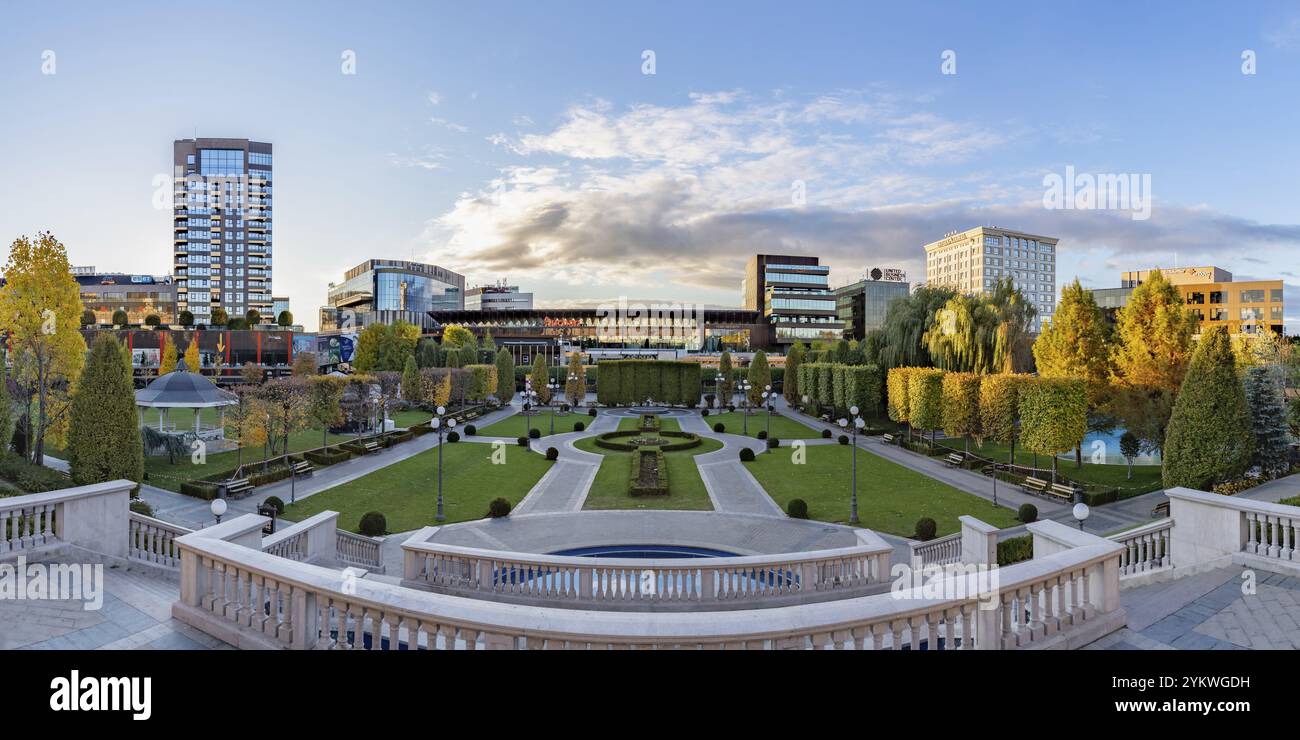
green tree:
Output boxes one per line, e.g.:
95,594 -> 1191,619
718,351 -> 734,406
183,339 -> 201,375
292,351 -> 317,377
495,347 -> 516,403
979,373 -> 1028,467
941,372 -> 981,454
1244,364 -> 1290,479
178,310 -> 194,327
1018,377 -> 1088,483
747,350 -> 771,405
907,368 -> 945,445
111,309 -> 129,327
353,321 -> 419,372
441,324 -> 476,349
307,376 -> 346,448
1119,430 -> 1140,480
277,310 -> 294,327
81,309 -> 96,327
0,233 -> 89,464
401,355 -> 422,405
417,338 -> 442,368
879,285 -> 959,369
1034,279 -> 1114,466
245,309 -> 261,325
1162,327 -> 1253,490
159,341 -> 178,376
66,334 -> 143,489
886,367 -> 917,440
144,314 -> 161,328
565,351 -> 585,406
783,342 -> 805,404
211,307 -> 228,326
530,354 -> 551,404
1111,269 -> 1198,453
0,376 -> 16,456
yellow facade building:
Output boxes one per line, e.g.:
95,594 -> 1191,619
1120,267 -> 1283,336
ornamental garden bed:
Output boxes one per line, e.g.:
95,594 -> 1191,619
629,449 -> 668,496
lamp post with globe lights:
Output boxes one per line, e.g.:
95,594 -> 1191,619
431,405 -> 457,522
838,405 -> 865,525
546,379 -> 559,434
737,379 -> 752,435
761,384 -> 773,443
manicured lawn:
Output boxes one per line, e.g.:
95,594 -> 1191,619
142,427 -> 352,492
745,445 -> 1022,537
282,441 -> 554,532
944,436 -> 1162,492
616,416 -> 681,432
389,409 -> 432,429
478,410 -> 590,438
574,435 -> 721,511
704,411 -> 821,439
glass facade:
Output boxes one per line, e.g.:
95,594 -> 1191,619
324,260 -> 464,330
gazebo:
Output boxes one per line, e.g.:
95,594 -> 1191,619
135,366 -> 239,441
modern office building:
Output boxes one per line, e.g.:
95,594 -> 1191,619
172,138 -> 273,325
74,268 -> 178,325
923,227 -> 1058,332
742,254 -> 843,348
1099,267 -> 1283,336
320,259 -> 464,331
465,282 -> 533,311
272,296 -> 291,321
834,268 -> 910,340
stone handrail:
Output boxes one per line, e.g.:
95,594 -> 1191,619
1165,487 -> 1299,574
909,532 -> 962,569
262,512 -> 338,564
129,512 -> 193,569
398,527 -> 894,610
172,516 -> 1125,650
337,529 -> 384,571
1107,518 -> 1173,578
0,480 -> 135,559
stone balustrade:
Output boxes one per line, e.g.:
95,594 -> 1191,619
261,512 -> 338,564
172,513 -> 1126,650
128,512 -> 193,569
909,532 -> 961,569
337,529 -> 384,571
400,527 -> 895,610
1165,487 -> 1300,576
0,480 -> 135,559
1108,518 -> 1173,579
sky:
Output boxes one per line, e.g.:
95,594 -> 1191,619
1,0 -> 1299,332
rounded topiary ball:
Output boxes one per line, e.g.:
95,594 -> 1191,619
713,422 -> 725,433
821,428 -> 832,439
787,498 -> 809,519
1018,503 -> 1038,523
767,437 -> 779,449
447,430 -> 460,443
464,424 -> 477,436
573,421 -> 585,432
757,430 -> 768,440
838,434 -> 849,445
545,447 -> 559,461
914,517 -> 938,542
739,447 -> 755,462
263,495 -> 285,515
529,428 -> 541,439
701,409 -> 710,417
359,511 -> 387,536
487,498 -> 512,518
588,408 -> 597,417
517,436 -> 529,447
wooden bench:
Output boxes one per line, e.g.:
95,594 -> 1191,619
1047,483 -> 1078,502
1021,476 -> 1048,494
1152,500 -> 1170,518
224,478 -> 253,498
291,460 -> 313,477
881,433 -> 896,444
362,440 -> 382,454
943,452 -> 965,467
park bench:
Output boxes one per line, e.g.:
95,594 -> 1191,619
881,433 -> 896,444
1152,500 -> 1170,518
224,478 -> 254,498
943,452 -> 965,468
1021,476 -> 1048,495
291,460 -> 313,477
1047,483 -> 1079,502
362,440 -> 382,454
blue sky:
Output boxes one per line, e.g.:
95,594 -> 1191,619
2,0 -> 1299,331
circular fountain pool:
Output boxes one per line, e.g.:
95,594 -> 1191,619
552,544 -> 739,559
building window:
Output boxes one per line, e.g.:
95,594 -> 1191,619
1187,292 -> 1205,305
1240,289 -> 1265,303
1209,291 -> 1224,304
1271,288 -> 1283,303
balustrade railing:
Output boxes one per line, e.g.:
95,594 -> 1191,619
1107,519 -> 1172,578
0,498 -> 57,554
909,532 -> 962,569
128,513 -> 192,568
337,529 -> 384,571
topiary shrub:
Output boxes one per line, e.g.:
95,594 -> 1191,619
756,430 -> 768,440
487,497 -> 512,518
447,430 -> 460,443
516,436 -> 529,447
587,408 -> 597,417
997,534 -> 1034,566
739,447 -> 755,462
787,498 -> 809,519
838,434 -> 849,445
464,424 -> 477,436
359,511 -> 387,536
1017,503 -> 1038,523
545,447 -> 559,461
528,428 -> 541,439
263,495 -> 285,515
701,408 -> 710,417
713,422 -> 725,433
573,421 -> 585,432
129,498 -> 155,517
821,428 -> 832,439
767,437 -> 779,449
914,517 -> 937,541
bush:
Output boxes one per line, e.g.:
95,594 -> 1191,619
487,497 -> 512,518
263,496 -> 285,515
701,408 -> 710,417
821,428 -> 832,439
573,421 -> 585,432
528,428 -> 541,439
1017,503 -> 1038,523
0,453 -> 75,494
359,511 -> 387,536
587,408 -> 597,417
447,431 -> 460,443
517,436 -> 529,447
756,430 -> 767,440
767,437 -> 779,449
997,535 -> 1034,566
1212,478 -> 1262,496
787,498 -> 809,519
545,447 -> 559,461
464,424 -> 477,436
180,480 -> 221,500
838,434 -> 849,445
713,422 -> 725,433
914,517 -> 937,541
306,448 -> 351,466
739,447 -> 755,462
129,498 -> 155,517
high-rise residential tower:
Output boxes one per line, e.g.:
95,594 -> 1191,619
173,138 -> 273,325
923,226 -> 1058,332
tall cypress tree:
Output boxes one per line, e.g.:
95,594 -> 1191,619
783,343 -> 805,404
67,333 -> 143,489
495,347 -> 516,404
1244,364 -> 1290,478
1162,327 -> 1253,490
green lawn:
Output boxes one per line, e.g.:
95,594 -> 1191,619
389,409 -> 433,429
143,427 -> 353,492
282,441 -> 554,532
616,416 -> 682,432
478,410 -> 591,438
704,411 -> 821,439
944,436 -> 1162,492
574,435 -> 721,511
745,445 -> 1021,537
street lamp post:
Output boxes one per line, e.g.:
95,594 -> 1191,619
762,384 -> 773,443
431,405 -> 456,522
524,379 -> 533,439
738,379 -> 752,436
838,405 -> 864,525
210,497 -> 227,525
547,379 -> 559,435
568,372 -> 578,408
1073,501 -> 1090,532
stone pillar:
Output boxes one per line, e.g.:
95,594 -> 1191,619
959,515 -> 998,565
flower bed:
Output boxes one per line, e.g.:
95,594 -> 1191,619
628,448 -> 668,496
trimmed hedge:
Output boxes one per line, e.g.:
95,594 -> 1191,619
997,535 -> 1033,566
628,449 -> 669,496
306,447 -> 352,467
181,480 -> 221,500
596,359 -> 702,406
787,498 -> 809,519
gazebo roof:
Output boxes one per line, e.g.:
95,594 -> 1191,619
135,367 -> 239,408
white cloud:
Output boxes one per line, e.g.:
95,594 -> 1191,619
427,91 -> 442,105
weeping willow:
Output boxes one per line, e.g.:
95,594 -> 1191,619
922,278 -> 1037,374
878,285 -> 958,369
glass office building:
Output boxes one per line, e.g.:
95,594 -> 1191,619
834,270 -> 911,340
741,254 -> 844,347
321,259 -> 464,331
